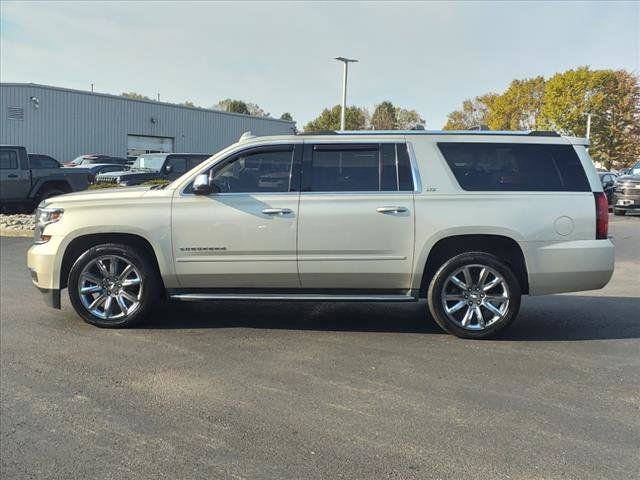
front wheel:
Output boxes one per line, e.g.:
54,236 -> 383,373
68,243 -> 160,327
427,252 -> 521,339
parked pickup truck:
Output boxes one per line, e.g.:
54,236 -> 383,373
95,153 -> 210,186
27,130 -> 614,339
1,145 -> 90,212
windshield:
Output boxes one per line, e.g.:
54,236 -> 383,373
132,154 -> 165,172
70,156 -> 88,165
632,161 -> 640,176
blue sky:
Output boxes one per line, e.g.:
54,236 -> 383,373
1,1 -> 638,128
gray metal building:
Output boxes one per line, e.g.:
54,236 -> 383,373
0,83 -> 296,161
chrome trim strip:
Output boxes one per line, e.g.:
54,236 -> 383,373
170,293 -> 417,302
406,141 -> 422,193
298,255 -> 406,261
176,256 -> 297,263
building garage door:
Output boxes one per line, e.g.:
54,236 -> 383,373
127,135 -> 174,157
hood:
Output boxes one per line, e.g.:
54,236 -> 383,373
616,174 -> 640,183
41,185 -> 154,207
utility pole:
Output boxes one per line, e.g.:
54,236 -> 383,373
90,83 -> 94,92
334,57 -> 358,131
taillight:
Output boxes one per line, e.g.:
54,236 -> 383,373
594,192 -> 609,239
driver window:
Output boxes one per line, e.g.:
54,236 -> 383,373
212,148 -> 293,193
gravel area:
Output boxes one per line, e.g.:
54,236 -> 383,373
0,214 -> 35,231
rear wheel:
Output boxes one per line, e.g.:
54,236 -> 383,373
68,243 -> 160,327
427,252 -> 521,339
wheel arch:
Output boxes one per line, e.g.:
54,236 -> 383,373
30,179 -> 73,199
59,232 -> 167,291
417,233 -> 529,295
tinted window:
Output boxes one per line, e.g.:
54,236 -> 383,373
211,148 -> 294,193
188,156 -> 209,169
310,145 -> 379,192
0,150 -> 18,169
307,143 -> 414,192
167,157 -> 188,174
29,155 -> 60,169
98,165 -> 125,174
438,143 -> 590,191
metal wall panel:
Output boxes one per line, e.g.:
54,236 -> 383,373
0,83 -> 296,162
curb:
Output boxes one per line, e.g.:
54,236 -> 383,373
0,229 -> 33,238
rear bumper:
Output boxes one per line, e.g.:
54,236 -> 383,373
526,239 -> 614,295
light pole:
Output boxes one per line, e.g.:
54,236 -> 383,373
586,113 -> 592,140
335,57 -> 358,131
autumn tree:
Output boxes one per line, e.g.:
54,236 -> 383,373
395,108 -> 426,130
121,92 -> 152,101
371,101 -> 398,129
181,100 -> 195,107
443,93 -> 498,130
540,67 -> 640,169
487,77 -> 545,130
304,105 -> 368,131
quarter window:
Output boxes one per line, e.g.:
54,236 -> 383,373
438,143 -> 590,192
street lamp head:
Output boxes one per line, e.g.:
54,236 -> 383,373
335,57 -> 358,63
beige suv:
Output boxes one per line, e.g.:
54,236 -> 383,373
27,131 -> 614,339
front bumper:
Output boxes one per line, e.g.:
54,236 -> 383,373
526,239 -> 615,295
27,237 -> 63,309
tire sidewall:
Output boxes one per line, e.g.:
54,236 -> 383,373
427,252 -> 521,339
68,243 -> 158,327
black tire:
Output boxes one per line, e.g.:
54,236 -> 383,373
68,243 -> 160,327
613,209 -> 625,216
427,252 -> 521,339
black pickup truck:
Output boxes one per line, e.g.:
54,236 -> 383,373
95,153 -> 210,186
0,145 -> 90,212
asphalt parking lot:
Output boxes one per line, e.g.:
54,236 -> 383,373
1,214 -> 638,480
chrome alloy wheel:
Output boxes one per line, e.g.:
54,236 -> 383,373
78,255 -> 143,320
441,264 -> 510,331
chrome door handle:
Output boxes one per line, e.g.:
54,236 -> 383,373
262,208 -> 293,215
376,206 -> 408,214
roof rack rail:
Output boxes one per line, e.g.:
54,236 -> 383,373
528,131 -> 560,137
298,130 -> 338,136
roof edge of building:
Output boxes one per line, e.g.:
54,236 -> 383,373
0,82 -> 296,125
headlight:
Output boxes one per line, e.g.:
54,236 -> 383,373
34,205 -> 64,244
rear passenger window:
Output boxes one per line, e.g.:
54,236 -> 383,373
308,143 -> 414,192
0,151 -> 18,169
438,143 -> 590,191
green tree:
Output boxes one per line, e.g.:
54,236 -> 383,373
214,98 -> 251,115
280,112 -> 293,121
443,93 -> 498,130
395,108 -> 426,130
304,105 -> 368,131
487,77 -> 545,130
540,67 -> 640,169
371,101 -> 398,130
121,92 -> 151,101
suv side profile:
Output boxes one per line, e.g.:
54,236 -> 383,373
27,131 -> 614,339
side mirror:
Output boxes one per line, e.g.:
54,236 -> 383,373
164,164 -> 173,174
192,173 -> 211,195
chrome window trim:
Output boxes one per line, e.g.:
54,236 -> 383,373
179,140 -> 301,197
406,141 -> 422,193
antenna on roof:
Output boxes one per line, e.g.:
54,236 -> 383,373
239,131 -> 257,142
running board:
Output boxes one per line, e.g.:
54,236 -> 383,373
169,293 -> 418,302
